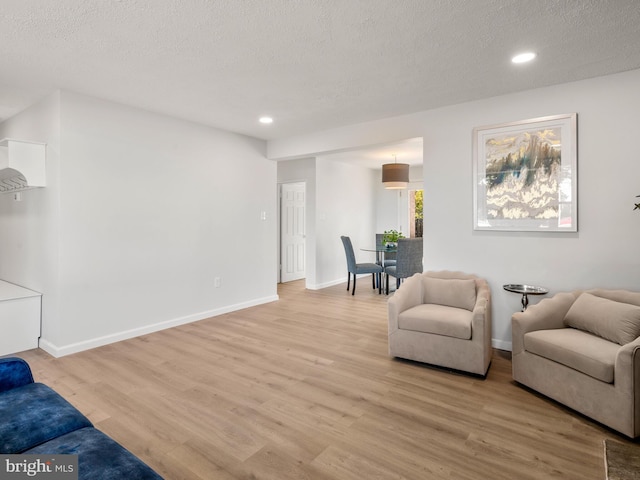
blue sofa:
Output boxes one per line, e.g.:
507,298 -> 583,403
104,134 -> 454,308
0,357 -> 162,479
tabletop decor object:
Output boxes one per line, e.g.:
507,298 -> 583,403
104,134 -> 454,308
473,113 -> 577,232
382,229 -> 404,247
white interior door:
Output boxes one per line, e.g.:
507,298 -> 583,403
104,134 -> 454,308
280,182 -> 306,282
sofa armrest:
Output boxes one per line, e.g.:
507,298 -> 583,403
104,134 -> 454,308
0,357 -> 34,392
388,273 -> 423,334
471,281 -> 491,343
614,336 -> 640,393
615,337 -> 640,435
511,292 -> 577,355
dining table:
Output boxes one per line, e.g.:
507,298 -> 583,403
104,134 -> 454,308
360,245 -> 398,293
360,244 -> 397,265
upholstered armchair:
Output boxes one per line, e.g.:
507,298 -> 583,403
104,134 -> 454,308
512,288 -> 640,438
388,270 -> 492,376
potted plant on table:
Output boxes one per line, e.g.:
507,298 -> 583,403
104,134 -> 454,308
383,230 -> 404,248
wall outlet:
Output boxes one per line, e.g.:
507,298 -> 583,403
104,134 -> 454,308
214,277 -> 221,288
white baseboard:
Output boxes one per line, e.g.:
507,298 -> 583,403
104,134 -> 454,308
307,274 -> 378,290
38,295 -> 279,358
305,277 -> 346,290
492,338 -> 512,352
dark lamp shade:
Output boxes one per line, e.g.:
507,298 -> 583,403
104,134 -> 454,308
381,163 -> 410,189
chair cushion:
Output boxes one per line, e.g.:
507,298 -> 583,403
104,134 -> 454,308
398,304 -> 472,340
563,292 -> 640,345
354,262 -> 383,274
524,328 -> 619,383
422,277 -> 476,311
26,427 -> 163,479
0,383 -> 93,453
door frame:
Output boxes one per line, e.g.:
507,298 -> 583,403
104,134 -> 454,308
278,181 -> 307,283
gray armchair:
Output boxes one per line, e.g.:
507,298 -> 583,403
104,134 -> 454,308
388,270 -> 492,376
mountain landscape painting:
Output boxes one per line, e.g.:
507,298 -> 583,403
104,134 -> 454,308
484,128 -> 562,221
473,114 -> 577,232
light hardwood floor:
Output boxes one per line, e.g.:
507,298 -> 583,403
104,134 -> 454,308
17,280 -> 632,479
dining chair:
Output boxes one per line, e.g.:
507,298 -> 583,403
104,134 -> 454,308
385,238 -> 423,294
340,236 -> 383,295
375,234 -> 397,267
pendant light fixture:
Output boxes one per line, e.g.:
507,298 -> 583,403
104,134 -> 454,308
382,155 -> 409,189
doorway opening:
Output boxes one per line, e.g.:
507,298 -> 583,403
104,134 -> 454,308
280,182 -> 306,283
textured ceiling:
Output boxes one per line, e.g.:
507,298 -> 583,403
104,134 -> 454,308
1,0 -> 639,141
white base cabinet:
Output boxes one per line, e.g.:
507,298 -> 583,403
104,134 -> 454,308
0,280 -> 41,356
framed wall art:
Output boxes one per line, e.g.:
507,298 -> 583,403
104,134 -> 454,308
473,113 -> 577,232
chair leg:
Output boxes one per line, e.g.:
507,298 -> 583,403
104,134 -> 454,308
352,275 -> 356,295
396,277 -> 401,289
347,272 -> 351,291
385,274 -> 389,295
378,273 -> 382,294
371,273 -> 375,289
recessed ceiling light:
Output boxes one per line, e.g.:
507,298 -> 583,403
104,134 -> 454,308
259,116 -> 273,124
512,52 -> 537,64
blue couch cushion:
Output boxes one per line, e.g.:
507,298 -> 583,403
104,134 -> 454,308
26,427 -> 163,479
0,383 -> 93,453
0,358 -> 34,392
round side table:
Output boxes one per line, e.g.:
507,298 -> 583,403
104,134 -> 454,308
503,284 -> 549,311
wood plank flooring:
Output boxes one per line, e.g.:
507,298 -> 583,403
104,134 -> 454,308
16,280 -> 634,479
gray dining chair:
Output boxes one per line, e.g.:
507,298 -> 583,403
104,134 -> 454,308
341,236 -> 383,295
375,234 -> 397,267
385,238 -> 423,294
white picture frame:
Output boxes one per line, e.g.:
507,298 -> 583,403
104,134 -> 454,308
473,113 -> 578,232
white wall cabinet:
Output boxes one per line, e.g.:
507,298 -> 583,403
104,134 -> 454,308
0,280 -> 41,356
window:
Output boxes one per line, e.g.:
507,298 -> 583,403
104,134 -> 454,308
409,189 -> 423,238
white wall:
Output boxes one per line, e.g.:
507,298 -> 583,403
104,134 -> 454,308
315,158 -> 378,288
0,90 -> 278,356
268,68 -> 640,350
375,187 -> 403,234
